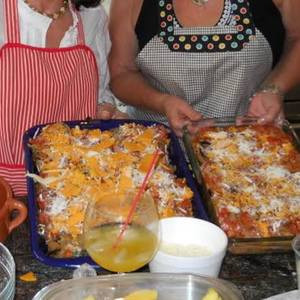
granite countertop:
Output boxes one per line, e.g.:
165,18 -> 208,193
4,212 -> 298,300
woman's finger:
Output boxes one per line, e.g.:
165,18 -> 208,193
112,111 -> 129,119
97,103 -> 118,119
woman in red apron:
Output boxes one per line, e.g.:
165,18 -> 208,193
0,0 -> 122,196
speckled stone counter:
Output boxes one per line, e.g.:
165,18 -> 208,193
4,216 -> 297,300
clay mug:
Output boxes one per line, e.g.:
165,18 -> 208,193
0,177 -> 27,242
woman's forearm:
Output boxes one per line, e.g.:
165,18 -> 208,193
263,37 -> 300,93
110,70 -> 169,114
266,0 -> 300,93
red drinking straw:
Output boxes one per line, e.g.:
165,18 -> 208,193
113,149 -> 161,249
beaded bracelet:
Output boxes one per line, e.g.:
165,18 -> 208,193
256,83 -> 285,99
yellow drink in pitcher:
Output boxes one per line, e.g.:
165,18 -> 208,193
85,223 -> 158,272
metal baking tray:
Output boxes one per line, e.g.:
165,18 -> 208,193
183,117 -> 300,254
23,119 -> 208,268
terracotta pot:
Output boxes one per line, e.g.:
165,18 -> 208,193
0,177 -> 27,242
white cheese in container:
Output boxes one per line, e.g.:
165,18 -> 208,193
160,242 -> 212,257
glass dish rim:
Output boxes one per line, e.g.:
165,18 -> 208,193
32,272 -> 244,300
0,242 -> 15,298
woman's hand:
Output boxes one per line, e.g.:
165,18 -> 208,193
96,103 -> 129,120
162,95 -> 202,137
247,92 -> 284,124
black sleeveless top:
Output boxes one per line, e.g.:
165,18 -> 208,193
135,0 -> 285,67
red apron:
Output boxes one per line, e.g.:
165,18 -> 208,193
0,0 -> 98,196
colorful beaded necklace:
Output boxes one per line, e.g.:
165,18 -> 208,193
23,0 -> 69,20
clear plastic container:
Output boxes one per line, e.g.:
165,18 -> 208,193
33,273 -> 243,300
0,243 -> 15,300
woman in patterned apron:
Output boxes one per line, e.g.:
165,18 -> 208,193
109,0 -> 300,136
0,0 -> 123,196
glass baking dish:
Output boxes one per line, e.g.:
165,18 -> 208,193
183,116 -> 300,254
0,243 -> 15,300
32,272 -> 244,300
23,119 -> 208,267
